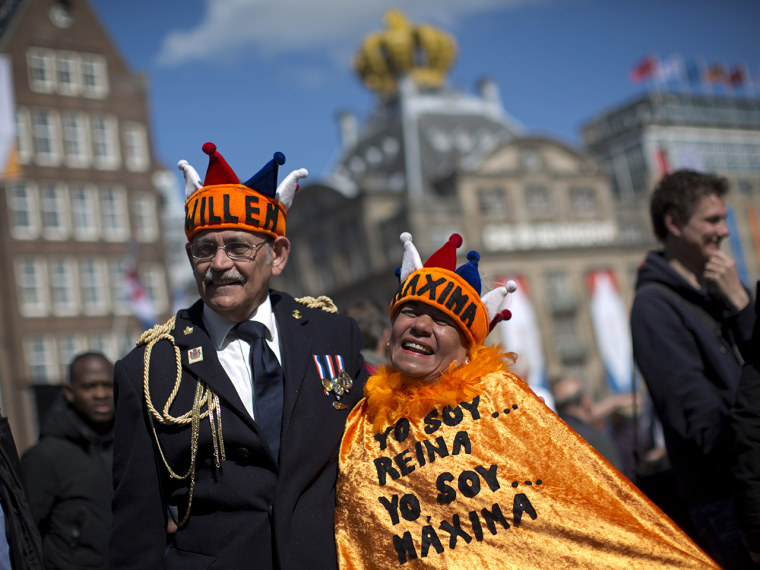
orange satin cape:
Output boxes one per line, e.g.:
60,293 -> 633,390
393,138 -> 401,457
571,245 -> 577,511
335,345 -> 716,569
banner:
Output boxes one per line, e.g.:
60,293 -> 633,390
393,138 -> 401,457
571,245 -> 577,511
492,275 -> 552,409
0,55 -> 20,179
586,270 -> 633,394
725,206 -> 750,286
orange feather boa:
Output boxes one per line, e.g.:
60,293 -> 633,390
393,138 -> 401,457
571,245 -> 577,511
363,344 -> 515,431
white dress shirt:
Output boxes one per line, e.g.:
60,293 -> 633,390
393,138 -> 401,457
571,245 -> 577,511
202,296 -> 282,420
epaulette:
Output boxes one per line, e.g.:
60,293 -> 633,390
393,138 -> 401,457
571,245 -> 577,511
136,315 -> 177,346
295,295 -> 338,313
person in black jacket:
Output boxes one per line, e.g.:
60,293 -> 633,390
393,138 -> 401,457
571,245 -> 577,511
0,410 -> 44,570
109,144 -> 368,569
21,352 -> 114,570
730,281 -> 760,563
630,169 -> 756,568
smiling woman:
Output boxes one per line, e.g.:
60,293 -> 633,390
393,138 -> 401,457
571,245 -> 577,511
388,301 -> 468,384
334,232 -> 717,569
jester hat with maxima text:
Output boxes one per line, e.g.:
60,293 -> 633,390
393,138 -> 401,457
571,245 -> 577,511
390,232 -> 516,348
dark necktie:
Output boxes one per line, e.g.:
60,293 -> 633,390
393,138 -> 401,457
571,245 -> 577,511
234,321 -> 284,462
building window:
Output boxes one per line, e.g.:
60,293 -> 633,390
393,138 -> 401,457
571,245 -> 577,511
40,181 -> 69,239
553,314 -> 586,363
26,48 -> 55,93
7,181 -> 39,239
55,52 -> 79,96
89,332 -> 116,362
132,193 -> 158,242
123,122 -> 149,172
80,54 -> 108,99
544,270 -> 576,314
477,186 -> 510,217
525,184 -> 554,216
58,336 -> 85,374
61,112 -> 90,168
101,185 -> 128,241
25,336 -> 58,383
71,184 -> 99,240
16,257 -> 49,316
569,186 -> 599,214
15,109 -> 32,164
109,258 -> 130,316
309,239 -> 335,290
91,115 -> 119,170
141,263 -> 167,315
49,258 -> 78,315
80,258 -> 108,314
32,109 -> 60,165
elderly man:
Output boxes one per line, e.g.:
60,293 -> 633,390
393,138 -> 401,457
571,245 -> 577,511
109,143 -> 367,569
631,169 -> 755,568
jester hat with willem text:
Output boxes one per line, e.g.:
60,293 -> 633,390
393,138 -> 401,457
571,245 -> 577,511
179,142 -> 308,241
390,232 -> 517,348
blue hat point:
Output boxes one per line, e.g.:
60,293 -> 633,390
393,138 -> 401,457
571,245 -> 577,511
455,250 -> 481,295
244,151 -> 286,198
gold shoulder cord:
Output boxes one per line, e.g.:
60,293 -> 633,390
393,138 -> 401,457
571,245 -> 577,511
295,295 -> 338,313
137,316 -> 226,527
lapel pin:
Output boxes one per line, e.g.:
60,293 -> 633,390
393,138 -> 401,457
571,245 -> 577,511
184,326 -> 194,335
292,309 -> 302,319
332,401 -> 347,410
188,346 -> 203,364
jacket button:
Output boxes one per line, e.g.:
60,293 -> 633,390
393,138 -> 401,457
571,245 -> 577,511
236,447 -> 250,461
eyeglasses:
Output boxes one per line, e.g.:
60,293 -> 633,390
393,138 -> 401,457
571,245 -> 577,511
189,241 -> 268,261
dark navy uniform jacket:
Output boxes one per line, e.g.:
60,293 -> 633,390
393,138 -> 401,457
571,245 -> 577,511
109,291 -> 367,569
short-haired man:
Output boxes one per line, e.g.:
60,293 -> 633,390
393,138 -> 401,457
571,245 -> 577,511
630,169 -> 755,567
109,143 -> 368,569
22,352 -> 114,570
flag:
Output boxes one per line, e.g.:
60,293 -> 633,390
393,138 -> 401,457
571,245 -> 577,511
655,147 -> 670,177
655,54 -> 683,83
728,65 -> 745,88
726,207 -> 750,286
493,275 -> 553,410
123,247 -> 158,329
629,55 -> 658,83
0,55 -> 20,179
684,59 -> 704,89
586,270 -> 633,394
704,62 -> 727,84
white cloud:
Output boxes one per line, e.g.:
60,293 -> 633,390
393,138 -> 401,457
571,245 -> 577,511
155,0 -> 539,67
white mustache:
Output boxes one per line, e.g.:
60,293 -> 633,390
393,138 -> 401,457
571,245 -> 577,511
203,268 -> 246,286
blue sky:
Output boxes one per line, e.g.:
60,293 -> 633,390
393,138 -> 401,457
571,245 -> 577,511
89,0 -> 760,189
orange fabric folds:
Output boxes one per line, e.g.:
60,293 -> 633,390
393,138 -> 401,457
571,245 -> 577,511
335,351 -> 716,569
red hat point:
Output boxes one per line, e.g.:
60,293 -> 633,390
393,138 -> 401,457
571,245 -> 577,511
202,142 -> 240,186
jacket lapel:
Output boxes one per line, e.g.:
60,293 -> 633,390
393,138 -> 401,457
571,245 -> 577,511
271,291 -> 313,431
173,302 -> 256,429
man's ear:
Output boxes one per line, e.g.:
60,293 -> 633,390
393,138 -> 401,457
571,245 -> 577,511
270,236 -> 290,276
63,384 -> 74,404
664,212 -> 682,238
185,243 -> 194,265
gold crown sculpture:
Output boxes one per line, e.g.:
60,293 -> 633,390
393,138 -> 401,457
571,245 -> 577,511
353,10 -> 457,96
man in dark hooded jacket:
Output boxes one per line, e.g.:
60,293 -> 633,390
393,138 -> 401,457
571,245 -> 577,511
631,170 -> 755,568
21,352 -> 114,570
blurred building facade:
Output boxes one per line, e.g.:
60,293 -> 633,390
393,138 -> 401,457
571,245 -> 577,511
0,0 -> 177,448
582,91 -> 760,283
281,11 -> 654,399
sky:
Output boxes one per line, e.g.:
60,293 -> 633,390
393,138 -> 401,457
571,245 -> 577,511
88,0 -> 760,191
